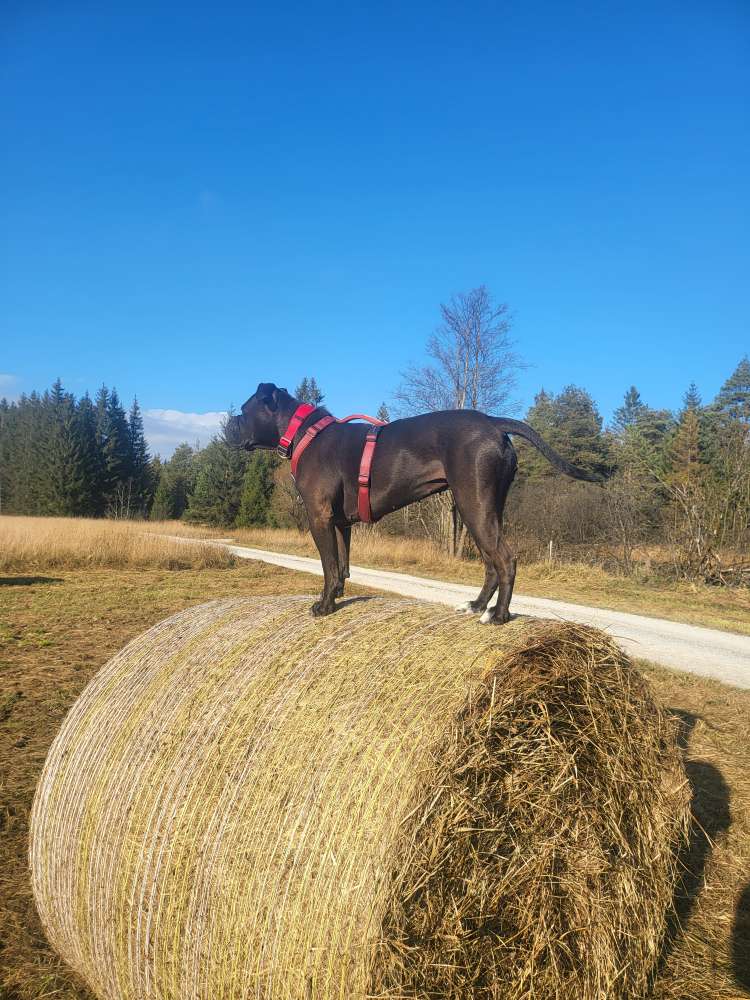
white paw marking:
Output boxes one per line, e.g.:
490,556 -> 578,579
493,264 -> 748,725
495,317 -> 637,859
455,601 -> 474,614
479,608 -> 494,624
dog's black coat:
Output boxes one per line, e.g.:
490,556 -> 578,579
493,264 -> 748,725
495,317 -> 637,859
226,383 -> 599,624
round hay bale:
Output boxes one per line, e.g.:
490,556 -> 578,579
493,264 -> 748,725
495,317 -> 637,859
30,595 -> 689,1000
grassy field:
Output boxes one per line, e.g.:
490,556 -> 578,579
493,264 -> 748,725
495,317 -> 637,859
221,524 -> 750,635
0,515 -> 232,572
1,515 -> 749,998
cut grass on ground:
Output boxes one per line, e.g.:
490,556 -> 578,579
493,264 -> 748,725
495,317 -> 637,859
1,560 -> 749,998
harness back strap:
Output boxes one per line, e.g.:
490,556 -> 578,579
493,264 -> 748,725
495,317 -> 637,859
280,404 -> 388,520
357,425 -> 383,523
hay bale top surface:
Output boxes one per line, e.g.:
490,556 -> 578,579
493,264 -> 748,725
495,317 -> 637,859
30,595 -> 689,1000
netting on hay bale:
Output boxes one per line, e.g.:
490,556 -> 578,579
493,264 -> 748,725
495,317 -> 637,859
30,596 -> 690,1000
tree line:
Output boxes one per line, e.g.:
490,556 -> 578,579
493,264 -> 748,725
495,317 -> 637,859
1,290 -> 748,582
0,380 -> 152,518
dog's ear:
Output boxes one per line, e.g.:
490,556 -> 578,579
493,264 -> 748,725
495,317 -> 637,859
256,382 -> 279,411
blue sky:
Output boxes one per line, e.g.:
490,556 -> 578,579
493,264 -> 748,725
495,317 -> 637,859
2,1 -> 748,455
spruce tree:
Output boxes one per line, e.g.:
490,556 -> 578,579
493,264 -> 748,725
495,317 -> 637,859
0,398 -> 11,513
42,379 -> 88,515
128,397 -> 152,516
612,387 -> 647,433
522,386 -> 609,479
75,393 -> 102,515
713,356 -> 750,423
668,408 -> 704,487
185,440 -> 247,525
151,469 -> 177,520
104,389 -> 133,515
681,382 -> 702,414
10,393 -> 47,513
376,402 -> 390,423
150,444 -> 197,520
610,386 -> 673,474
295,377 -> 324,405
169,443 -> 197,518
236,453 -> 277,527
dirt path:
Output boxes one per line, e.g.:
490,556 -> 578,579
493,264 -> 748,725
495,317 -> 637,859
181,538 -> 750,688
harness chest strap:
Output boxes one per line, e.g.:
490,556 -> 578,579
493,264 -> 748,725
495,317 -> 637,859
357,425 -> 382,523
278,403 -> 316,454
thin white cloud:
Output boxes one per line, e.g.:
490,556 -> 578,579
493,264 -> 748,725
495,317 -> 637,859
144,408 -> 227,458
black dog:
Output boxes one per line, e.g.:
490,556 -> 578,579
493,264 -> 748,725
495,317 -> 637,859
226,382 -> 598,624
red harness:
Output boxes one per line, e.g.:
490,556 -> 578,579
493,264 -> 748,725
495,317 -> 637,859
279,404 -> 387,523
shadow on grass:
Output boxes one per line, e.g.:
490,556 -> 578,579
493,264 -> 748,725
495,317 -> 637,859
734,881 -> 750,992
0,576 -> 63,587
657,709 -> 731,974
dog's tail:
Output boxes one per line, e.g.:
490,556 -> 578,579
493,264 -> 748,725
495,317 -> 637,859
493,418 -> 602,483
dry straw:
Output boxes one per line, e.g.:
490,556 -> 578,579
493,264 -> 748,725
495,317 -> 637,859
30,595 -> 690,1000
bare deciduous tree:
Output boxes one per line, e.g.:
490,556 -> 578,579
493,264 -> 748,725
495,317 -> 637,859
395,285 -> 522,416
394,286 -> 524,556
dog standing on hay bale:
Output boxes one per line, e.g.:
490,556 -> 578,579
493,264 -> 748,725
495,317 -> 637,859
226,382 -> 599,623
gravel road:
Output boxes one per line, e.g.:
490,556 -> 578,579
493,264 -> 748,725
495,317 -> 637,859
206,541 -> 750,689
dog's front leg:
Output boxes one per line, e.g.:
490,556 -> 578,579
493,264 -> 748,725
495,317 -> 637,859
309,515 -> 340,617
333,525 -> 351,598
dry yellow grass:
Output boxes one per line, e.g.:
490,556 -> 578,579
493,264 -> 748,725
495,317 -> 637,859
227,525 -> 750,635
0,516 -> 234,572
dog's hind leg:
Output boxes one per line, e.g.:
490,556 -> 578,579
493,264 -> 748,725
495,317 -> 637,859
450,443 -> 517,624
333,525 -> 351,598
479,536 -> 516,624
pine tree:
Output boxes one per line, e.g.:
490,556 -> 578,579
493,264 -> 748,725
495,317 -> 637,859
681,382 -> 702,414
103,389 -> 133,515
9,393 -> 47,513
376,402 -> 390,423
185,440 -> 247,525
41,379 -> 90,516
236,453 -> 277,527
151,469 -> 177,520
75,393 -> 102,515
712,356 -> 750,423
295,377 -> 324,405
0,398 -> 11,513
128,397 -> 152,516
150,444 -> 197,520
612,387 -> 647,433
522,386 -> 609,479
169,443 -> 197,518
552,386 -> 610,474
668,408 -> 704,487
610,386 -> 673,475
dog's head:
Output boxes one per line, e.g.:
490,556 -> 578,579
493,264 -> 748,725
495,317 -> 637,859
225,382 -> 293,451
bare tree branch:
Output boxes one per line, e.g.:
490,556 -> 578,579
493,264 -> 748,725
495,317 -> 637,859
395,286 -> 524,415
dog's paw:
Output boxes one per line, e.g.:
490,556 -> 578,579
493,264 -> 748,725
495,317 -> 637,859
479,606 -> 510,625
310,600 -> 335,618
